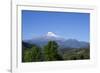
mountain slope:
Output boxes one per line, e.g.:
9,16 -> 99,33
24,32 -> 89,49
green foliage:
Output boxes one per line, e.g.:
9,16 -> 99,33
63,48 -> 90,60
31,46 -> 42,61
22,41 -> 90,62
23,49 -> 33,62
44,41 -> 63,61
22,45 -> 42,62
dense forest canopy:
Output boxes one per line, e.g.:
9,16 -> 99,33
22,41 -> 90,62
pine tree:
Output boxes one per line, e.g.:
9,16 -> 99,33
44,41 -> 63,61
31,46 -> 42,61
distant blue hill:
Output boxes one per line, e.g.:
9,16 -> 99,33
23,32 -> 89,49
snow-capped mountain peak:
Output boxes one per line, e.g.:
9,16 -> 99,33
46,32 -> 58,37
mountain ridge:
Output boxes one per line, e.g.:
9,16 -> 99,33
23,32 -> 89,49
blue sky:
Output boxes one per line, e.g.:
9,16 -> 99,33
22,10 -> 90,42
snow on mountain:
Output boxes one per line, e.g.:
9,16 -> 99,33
46,32 -> 58,37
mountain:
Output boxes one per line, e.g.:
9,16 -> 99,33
23,32 -> 89,49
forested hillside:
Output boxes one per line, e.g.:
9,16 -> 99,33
22,41 -> 90,62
